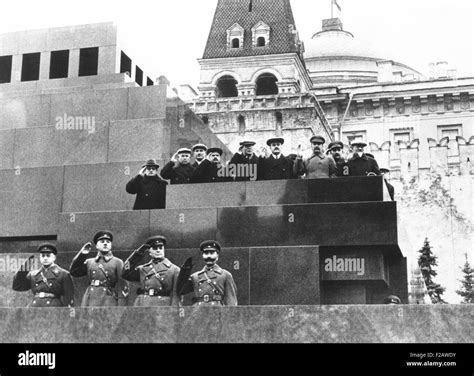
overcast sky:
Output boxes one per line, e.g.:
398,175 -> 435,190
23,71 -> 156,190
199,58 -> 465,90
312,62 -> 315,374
1,0 -> 473,88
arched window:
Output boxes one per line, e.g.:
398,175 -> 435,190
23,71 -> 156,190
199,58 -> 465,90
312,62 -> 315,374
257,37 -> 266,47
232,38 -> 240,48
238,115 -> 246,135
216,75 -> 238,98
252,21 -> 270,48
256,73 -> 278,96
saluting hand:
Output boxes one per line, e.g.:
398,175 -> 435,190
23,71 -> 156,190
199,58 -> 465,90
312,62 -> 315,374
171,151 -> 179,164
296,144 -> 303,158
20,255 -> 35,272
137,244 -> 150,256
80,242 -> 92,254
139,167 -> 147,177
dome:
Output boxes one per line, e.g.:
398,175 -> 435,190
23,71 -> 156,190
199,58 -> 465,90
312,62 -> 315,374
303,18 -> 421,87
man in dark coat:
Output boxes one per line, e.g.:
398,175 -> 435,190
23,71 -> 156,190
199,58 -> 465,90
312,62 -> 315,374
177,240 -> 237,306
12,243 -> 75,307
191,148 -> 233,183
160,148 -> 195,184
229,141 -> 259,181
70,231 -> 129,307
347,142 -> 380,176
257,137 -> 296,180
192,144 -> 208,168
126,159 -> 168,210
122,235 -> 180,307
327,141 -> 349,177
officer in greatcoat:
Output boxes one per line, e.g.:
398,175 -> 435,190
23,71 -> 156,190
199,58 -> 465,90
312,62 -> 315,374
327,141 -> 348,177
69,231 -> 129,307
126,159 -> 168,210
12,243 -> 75,307
161,148 -> 195,185
122,235 -> 180,307
294,135 -> 337,179
257,137 -> 296,180
177,240 -> 237,306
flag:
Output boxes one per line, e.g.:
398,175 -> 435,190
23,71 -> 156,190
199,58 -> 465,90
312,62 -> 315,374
333,0 -> 342,11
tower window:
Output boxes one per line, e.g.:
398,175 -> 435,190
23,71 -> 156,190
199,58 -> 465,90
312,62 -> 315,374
78,47 -> 98,77
201,116 -> 209,125
252,21 -> 270,48
21,52 -> 40,82
49,50 -> 69,79
238,115 -> 246,135
232,38 -> 240,48
0,55 -> 13,84
227,23 -> 244,50
216,75 -> 238,98
256,73 -> 278,96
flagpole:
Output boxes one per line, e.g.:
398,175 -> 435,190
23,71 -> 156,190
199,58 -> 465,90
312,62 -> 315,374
331,0 -> 333,18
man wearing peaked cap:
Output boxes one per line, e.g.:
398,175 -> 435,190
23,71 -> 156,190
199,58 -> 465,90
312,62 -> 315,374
192,144 -> 208,168
122,235 -> 180,307
327,141 -> 348,177
176,240 -> 237,306
257,137 -> 296,181
126,158 -> 168,210
161,147 -> 195,185
294,135 -> 337,179
70,231 -> 129,307
12,243 -> 75,307
383,295 -> 401,305
347,141 -> 380,177
380,167 -> 395,201
191,147 -> 233,183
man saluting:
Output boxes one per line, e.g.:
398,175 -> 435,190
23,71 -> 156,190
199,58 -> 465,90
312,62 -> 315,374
122,235 -> 180,307
177,240 -> 237,306
70,231 -> 129,307
12,243 -> 75,307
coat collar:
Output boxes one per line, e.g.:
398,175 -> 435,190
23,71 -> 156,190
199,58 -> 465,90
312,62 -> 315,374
33,264 -> 59,277
95,252 -> 113,262
144,258 -> 171,274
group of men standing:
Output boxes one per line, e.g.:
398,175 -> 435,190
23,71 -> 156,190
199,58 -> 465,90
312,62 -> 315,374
126,135 -> 393,210
12,232 -> 237,308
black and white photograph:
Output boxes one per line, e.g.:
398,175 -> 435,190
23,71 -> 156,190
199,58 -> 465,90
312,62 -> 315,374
0,0 -> 472,372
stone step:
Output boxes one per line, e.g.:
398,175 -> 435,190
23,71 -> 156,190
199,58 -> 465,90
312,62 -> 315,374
0,305 -> 471,343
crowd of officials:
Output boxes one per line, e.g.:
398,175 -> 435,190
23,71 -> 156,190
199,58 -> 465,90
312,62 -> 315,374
11,135 -> 397,308
126,135 -> 394,210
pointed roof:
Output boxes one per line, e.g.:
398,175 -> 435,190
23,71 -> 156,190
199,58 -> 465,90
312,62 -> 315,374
203,0 -> 301,59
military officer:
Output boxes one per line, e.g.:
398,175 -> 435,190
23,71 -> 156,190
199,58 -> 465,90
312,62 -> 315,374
257,137 -> 296,180
122,235 -> 180,307
126,159 -> 168,210
347,142 -> 380,176
192,144 -> 208,168
69,231 -> 129,307
328,141 -> 348,177
161,148 -> 195,184
229,141 -> 259,181
12,243 -> 75,307
294,135 -> 337,179
177,240 -> 237,306
191,148 -> 233,183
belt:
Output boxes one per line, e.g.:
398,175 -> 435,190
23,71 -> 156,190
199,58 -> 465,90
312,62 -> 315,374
34,292 -> 58,299
90,280 -> 111,287
192,295 -> 223,303
136,288 -> 169,297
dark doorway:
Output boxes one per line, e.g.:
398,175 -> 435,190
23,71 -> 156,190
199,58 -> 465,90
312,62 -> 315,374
21,52 -> 40,82
78,47 -> 99,77
216,75 -> 238,98
49,50 -> 69,79
257,37 -> 266,47
0,55 -> 12,84
232,38 -> 240,48
256,73 -> 278,95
